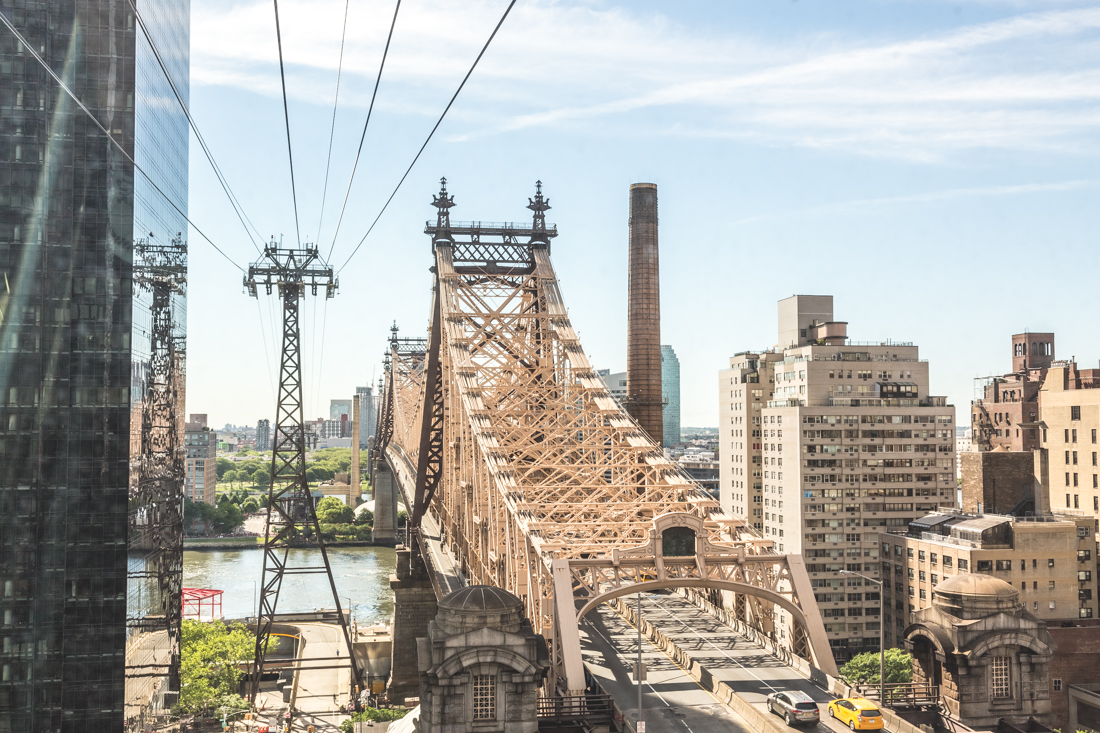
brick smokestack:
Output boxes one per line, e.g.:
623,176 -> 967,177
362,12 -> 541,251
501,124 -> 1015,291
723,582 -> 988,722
626,183 -> 663,443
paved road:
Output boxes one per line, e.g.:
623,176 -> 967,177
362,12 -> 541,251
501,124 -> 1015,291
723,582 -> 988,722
581,605 -> 754,733
635,594 -> 852,733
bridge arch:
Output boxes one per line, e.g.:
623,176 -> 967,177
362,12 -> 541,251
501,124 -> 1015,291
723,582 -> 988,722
575,579 -> 827,672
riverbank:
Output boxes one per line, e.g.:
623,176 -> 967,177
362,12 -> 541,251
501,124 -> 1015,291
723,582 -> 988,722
183,537 -> 383,550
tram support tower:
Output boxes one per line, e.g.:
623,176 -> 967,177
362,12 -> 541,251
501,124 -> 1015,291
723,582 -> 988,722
127,234 -> 187,691
244,239 -> 362,704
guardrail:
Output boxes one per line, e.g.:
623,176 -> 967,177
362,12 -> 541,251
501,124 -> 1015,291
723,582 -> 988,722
854,682 -> 939,708
537,694 -> 615,728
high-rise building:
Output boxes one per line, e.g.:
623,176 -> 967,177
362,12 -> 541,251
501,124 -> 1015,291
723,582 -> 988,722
185,415 -> 216,504
257,418 -> 271,452
330,398 -> 353,421
0,1 -> 189,727
662,345 -> 681,448
719,295 -> 956,662
355,386 -> 374,447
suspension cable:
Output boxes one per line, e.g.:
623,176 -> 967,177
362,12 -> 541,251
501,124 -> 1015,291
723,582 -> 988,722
337,0 -> 517,273
0,8 -> 244,271
272,0 -> 303,248
326,0 -> 401,260
125,0 -> 264,252
315,0 -> 351,246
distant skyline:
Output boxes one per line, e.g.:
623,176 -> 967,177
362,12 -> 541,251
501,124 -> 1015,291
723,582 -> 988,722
183,0 -> 1100,428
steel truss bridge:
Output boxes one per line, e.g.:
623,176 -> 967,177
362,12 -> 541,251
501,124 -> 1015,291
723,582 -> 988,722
375,180 -> 838,694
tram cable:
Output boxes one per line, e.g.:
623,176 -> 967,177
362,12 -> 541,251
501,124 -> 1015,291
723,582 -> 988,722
336,0 -> 518,274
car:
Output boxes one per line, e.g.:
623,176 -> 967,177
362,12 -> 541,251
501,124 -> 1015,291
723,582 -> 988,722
827,697 -> 884,730
767,690 -> 821,726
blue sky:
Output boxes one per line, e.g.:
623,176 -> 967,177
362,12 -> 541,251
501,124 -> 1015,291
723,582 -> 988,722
182,0 -> 1100,429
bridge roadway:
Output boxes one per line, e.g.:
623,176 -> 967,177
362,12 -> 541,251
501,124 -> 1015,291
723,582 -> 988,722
597,592 -> 854,733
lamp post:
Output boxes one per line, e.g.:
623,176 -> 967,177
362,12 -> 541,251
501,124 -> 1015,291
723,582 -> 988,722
840,569 -> 884,705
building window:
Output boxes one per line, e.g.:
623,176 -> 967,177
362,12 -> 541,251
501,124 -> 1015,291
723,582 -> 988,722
990,656 -> 1012,699
1072,406 -> 1081,421
1054,679 -> 1063,692
1081,608 -> 1094,619
959,559 -> 969,571
1066,429 -> 1071,443
1049,559 -> 1055,568
472,674 -> 496,719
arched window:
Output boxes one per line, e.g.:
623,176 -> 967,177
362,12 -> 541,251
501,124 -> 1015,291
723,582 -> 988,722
1032,342 -> 1039,355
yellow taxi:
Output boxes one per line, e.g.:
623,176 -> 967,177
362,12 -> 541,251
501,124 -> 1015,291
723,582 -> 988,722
827,697 -> 884,730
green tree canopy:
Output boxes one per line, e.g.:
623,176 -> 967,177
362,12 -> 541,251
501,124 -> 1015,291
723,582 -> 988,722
317,496 -> 355,524
212,503 -> 243,533
251,467 -> 270,487
216,457 -> 234,479
354,508 -> 374,527
180,620 -> 257,714
241,497 -> 260,514
840,648 -> 913,685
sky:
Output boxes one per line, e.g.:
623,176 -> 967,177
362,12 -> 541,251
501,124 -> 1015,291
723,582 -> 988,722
180,0 -> 1100,430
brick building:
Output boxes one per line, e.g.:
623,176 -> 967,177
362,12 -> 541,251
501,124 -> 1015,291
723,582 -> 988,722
972,333 -> 1054,452
1046,620 -> 1100,732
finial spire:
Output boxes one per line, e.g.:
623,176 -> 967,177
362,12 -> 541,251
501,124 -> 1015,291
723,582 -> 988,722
390,321 -> 399,346
528,180 -> 551,247
432,177 -> 455,245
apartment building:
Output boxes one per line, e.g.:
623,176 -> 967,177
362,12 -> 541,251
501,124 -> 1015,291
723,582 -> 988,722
185,414 -> 217,504
719,295 -> 956,662
1039,364 -> 1100,528
879,511 -> 1098,648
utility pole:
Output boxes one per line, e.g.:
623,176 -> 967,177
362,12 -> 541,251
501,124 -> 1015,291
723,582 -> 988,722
245,238 -> 363,704
841,570 -> 885,704
126,233 -> 187,692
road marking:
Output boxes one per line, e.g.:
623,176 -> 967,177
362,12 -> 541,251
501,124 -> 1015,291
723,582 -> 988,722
646,597 -> 781,694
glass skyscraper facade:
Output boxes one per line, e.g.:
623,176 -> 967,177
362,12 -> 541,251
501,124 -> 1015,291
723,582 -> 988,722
661,344 -> 680,447
0,0 -> 189,729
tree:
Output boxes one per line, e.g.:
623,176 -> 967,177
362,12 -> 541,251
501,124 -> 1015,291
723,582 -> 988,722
317,496 -> 355,524
241,496 -> 259,514
251,467 -> 270,488
212,502 -> 243,533
354,508 -> 374,527
839,648 -> 912,685
215,457 -> 234,480
179,620 -> 258,715
397,509 -> 408,528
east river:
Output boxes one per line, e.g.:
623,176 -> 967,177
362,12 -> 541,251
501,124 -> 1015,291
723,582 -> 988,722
182,546 -> 397,625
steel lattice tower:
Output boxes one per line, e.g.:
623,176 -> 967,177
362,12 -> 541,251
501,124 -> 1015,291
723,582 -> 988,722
245,239 -> 363,706
127,234 -> 187,690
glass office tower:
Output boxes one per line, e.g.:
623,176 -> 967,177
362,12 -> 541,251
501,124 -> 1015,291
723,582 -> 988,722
661,344 -> 680,447
0,1 -> 188,730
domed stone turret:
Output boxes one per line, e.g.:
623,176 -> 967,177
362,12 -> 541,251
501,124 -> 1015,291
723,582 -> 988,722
436,585 -> 526,636
932,573 -> 1021,619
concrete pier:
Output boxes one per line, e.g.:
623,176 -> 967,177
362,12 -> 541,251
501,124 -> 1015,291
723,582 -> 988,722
388,546 -> 437,704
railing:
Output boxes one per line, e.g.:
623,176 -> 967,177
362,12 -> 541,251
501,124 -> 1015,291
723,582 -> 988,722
425,220 -> 559,233
854,681 -> 938,708
537,694 -> 615,728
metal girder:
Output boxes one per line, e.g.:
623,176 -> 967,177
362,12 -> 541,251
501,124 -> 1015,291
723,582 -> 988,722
127,234 -> 187,692
386,181 -> 837,695
245,240 -> 362,704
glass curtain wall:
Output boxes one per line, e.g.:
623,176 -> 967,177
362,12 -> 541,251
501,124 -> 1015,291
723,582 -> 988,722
0,0 -> 188,729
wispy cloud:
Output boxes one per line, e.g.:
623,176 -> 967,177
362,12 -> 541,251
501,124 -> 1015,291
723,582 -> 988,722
190,0 -> 1100,159
731,178 -> 1100,225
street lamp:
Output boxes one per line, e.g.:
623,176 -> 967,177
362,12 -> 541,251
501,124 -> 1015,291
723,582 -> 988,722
840,569 -> 885,705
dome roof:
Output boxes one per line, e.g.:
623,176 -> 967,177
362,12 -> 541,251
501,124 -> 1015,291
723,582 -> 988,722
439,585 -> 523,613
932,573 -> 1020,620
935,573 -> 1018,597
